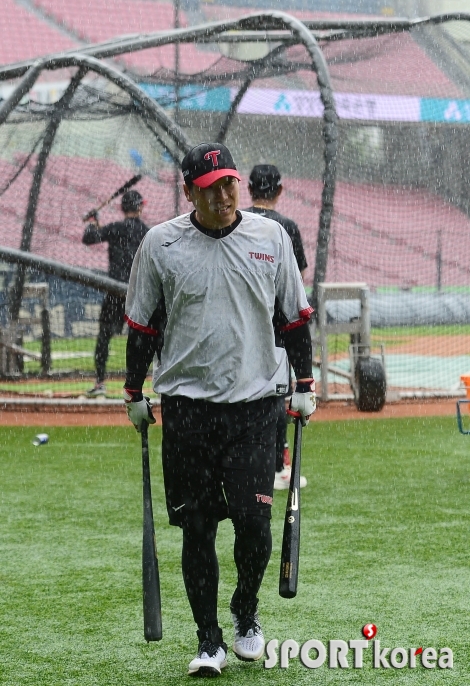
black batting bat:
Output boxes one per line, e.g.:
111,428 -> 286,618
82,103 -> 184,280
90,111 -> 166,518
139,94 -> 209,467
279,416 -> 302,599
82,174 -> 142,221
141,424 -> 162,641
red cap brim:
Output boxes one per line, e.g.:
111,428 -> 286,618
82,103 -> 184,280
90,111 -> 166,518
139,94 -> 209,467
192,169 -> 241,188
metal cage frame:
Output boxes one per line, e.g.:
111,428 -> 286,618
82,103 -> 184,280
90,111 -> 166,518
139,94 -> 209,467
0,11 -> 468,313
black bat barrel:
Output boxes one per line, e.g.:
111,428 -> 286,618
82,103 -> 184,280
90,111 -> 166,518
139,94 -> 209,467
141,425 -> 163,641
279,417 -> 302,599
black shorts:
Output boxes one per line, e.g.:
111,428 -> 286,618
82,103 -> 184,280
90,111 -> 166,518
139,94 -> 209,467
161,395 -> 278,527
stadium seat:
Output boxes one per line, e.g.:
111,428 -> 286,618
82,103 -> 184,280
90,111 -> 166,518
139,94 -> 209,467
30,0 -> 218,73
0,0 -> 77,64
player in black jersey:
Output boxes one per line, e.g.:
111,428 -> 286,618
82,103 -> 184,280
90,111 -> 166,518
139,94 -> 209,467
246,164 -> 309,490
82,190 -> 149,396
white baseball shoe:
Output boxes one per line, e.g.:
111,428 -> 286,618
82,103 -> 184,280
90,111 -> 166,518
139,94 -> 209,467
231,611 -> 265,662
188,627 -> 228,677
86,382 -> 106,398
273,466 -> 307,490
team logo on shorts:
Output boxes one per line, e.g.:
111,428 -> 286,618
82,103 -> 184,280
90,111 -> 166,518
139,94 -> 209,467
276,384 -> 288,395
256,494 -> 273,505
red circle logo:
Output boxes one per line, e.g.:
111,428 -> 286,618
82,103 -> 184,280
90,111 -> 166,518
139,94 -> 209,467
362,623 -> 377,640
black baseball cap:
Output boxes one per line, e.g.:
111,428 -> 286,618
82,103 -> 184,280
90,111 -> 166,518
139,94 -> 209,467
182,142 -> 241,188
121,190 -> 143,212
249,164 -> 282,194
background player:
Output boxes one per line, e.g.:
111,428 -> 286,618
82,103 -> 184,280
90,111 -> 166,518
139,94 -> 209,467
82,190 -> 149,397
245,164 -> 309,490
123,143 -> 316,677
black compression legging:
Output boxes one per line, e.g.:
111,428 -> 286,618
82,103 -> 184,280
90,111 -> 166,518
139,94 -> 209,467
95,295 -> 125,383
182,512 -> 272,630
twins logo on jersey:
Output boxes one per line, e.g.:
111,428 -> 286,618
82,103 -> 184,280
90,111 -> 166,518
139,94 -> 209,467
249,252 -> 275,263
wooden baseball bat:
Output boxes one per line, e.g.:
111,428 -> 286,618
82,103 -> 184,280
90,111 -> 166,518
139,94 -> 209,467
279,416 -> 302,599
141,424 -> 162,641
82,174 -> 142,221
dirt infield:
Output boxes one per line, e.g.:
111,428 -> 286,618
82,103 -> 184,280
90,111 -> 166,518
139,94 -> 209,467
0,397 -> 461,426
381,334 -> 470,356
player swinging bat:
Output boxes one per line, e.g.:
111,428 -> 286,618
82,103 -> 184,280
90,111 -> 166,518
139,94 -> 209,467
279,415 -> 303,599
82,174 -> 142,222
141,424 -> 162,641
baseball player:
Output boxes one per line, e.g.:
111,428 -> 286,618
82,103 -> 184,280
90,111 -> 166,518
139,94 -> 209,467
82,190 -> 149,397
245,164 -> 309,490
123,143 -> 316,677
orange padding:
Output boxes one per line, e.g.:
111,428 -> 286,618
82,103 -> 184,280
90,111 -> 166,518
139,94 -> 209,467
460,375 -> 470,398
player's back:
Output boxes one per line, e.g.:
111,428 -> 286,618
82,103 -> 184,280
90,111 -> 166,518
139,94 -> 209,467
102,217 -> 149,281
243,206 -> 307,272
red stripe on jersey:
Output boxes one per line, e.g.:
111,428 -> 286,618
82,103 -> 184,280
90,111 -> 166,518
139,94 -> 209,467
299,306 -> 314,320
281,306 -> 314,332
124,314 -> 158,336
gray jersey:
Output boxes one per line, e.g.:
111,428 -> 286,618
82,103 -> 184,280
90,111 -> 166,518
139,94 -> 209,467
126,210 -> 312,403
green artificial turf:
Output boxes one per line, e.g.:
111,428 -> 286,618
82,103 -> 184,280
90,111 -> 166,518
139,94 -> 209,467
0,418 -> 468,684
16,325 -> 470,375
21,336 -> 127,375
0,378 -> 153,399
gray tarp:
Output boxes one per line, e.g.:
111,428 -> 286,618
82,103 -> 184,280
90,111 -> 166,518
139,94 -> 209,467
326,292 -> 470,327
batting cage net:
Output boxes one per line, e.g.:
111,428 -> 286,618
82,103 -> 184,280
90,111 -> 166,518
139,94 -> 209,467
0,6 -> 470,400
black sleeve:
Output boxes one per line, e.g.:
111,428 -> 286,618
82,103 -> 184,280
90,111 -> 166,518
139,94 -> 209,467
98,222 -> 113,241
82,222 -> 116,245
125,299 -> 166,390
82,224 -> 103,245
125,328 -> 158,390
273,299 -> 312,379
289,223 -> 308,273
283,324 -> 312,380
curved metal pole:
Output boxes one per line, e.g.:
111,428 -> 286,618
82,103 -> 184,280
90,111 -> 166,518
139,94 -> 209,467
174,0 -> 181,217
1,12 -> 470,81
1,53 -> 193,324
0,246 -> 127,296
9,66 -> 88,324
0,58 -> 46,126
63,53 -> 192,156
37,12 -> 470,58
0,53 -> 192,157
216,42 -> 291,142
217,71 -> 254,144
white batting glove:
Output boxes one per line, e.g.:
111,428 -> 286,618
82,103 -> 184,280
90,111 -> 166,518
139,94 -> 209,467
123,388 -> 156,432
287,379 -> 316,427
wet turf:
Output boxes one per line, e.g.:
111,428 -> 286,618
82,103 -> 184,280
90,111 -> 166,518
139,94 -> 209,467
0,418 -> 468,684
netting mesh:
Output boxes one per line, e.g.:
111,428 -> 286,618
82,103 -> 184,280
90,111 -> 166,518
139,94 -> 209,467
1,8 -> 470,397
